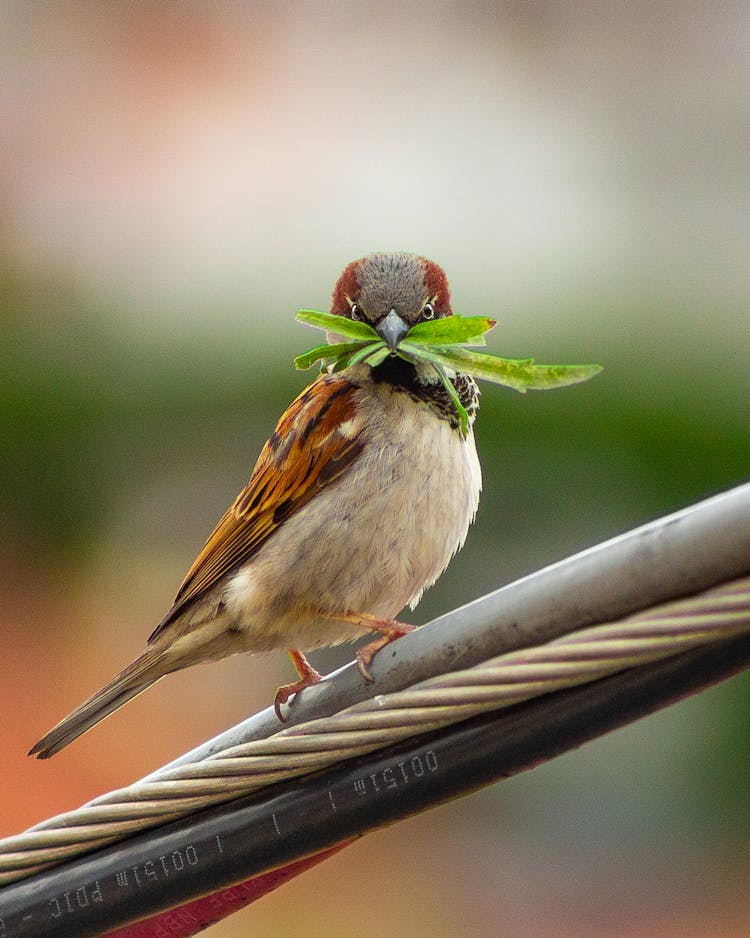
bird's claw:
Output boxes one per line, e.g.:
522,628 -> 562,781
355,621 -> 416,684
273,668 -> 323,721
355,649 -> 376,683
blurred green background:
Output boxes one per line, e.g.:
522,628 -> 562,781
2,4 -> 749,936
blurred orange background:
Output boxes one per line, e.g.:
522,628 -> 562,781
2,4 -> 750,936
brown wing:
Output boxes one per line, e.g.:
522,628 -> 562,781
149,372 -> 364,641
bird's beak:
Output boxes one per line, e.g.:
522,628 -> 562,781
375,309 -> 409,351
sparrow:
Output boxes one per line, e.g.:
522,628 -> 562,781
30,252 -> 482,758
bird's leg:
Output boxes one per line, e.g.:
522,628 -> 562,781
320,611 -> 416,682
274,649 -> 323,721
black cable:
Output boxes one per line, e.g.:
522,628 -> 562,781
2,632 -> 749,938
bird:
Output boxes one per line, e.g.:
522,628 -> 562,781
29,252 -> 482,758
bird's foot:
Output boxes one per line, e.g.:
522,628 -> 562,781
353,617 -> 416,682
274,650 -> 323,721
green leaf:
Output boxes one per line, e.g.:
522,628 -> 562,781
516,362 -> 604,390
431,360 -> 470,437
296,309 -> 378,341
330,355 -> 352,373
364,345 -> 393,367
294,309 -> 602,400
396,342 -> 450,367
294,341 -> 370,370
405,315 -> 496,346
345,341 -> 387,367
408,344 -> 602,393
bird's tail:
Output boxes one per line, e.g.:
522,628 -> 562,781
29,647 -> 172,759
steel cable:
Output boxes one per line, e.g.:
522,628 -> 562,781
1,574 -> 748,885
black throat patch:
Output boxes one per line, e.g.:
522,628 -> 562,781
370,356 -> 480,431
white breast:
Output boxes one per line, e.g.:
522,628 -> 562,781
224,369 -> 482,651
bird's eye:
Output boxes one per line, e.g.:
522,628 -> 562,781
350,303 -> 362,321
423,303 -> 436,320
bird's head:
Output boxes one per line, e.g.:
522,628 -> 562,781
330,252 -> 452,351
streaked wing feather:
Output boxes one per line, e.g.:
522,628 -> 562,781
149,372 -> 362,641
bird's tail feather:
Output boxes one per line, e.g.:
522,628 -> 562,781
29,648 -> 171,759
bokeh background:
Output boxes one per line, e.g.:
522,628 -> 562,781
2,3 -> 749,935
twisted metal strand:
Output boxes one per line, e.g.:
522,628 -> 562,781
1,575 -> 748,885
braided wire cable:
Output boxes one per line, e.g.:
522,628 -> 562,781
1,574 -> 749,885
